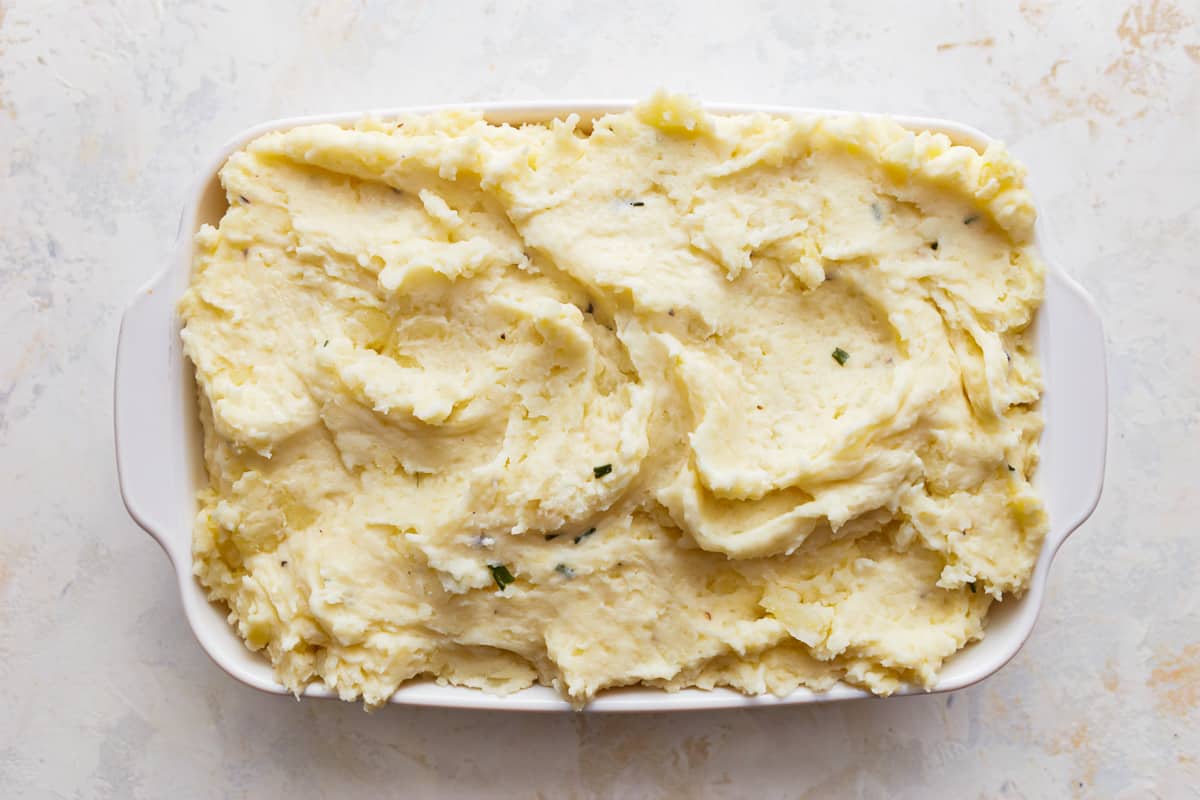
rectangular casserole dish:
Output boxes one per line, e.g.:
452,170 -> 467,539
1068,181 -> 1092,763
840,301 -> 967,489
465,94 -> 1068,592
114,102 -> 1107,712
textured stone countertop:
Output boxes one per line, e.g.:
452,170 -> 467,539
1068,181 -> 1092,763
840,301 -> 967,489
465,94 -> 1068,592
1,0 -> 1197,797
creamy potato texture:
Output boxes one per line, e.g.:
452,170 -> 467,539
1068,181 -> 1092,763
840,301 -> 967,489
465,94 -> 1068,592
181,95 -> 1047,706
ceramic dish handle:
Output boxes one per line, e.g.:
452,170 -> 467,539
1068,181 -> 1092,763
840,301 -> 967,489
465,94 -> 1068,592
1045,269 -> 1108,537
114,274 -> 189,564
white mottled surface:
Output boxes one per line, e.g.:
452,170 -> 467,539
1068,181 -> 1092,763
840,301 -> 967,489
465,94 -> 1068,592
1,0 -> 1197,796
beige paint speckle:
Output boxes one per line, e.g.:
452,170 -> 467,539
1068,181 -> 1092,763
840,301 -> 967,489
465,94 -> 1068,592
1148,643 -> 1200,714
936,37 -> 996,51
1115,0 -> 1188,49
680,735 -> 711,768
1101,660 -> 1120,692
1016,0 -> 1197,129
1047,722 -> 1099,797
1104,0 -> 1193,96
1020,0 -> 1050,27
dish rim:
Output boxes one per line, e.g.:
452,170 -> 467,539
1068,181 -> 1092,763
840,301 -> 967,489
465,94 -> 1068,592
114,100 -> 1107,712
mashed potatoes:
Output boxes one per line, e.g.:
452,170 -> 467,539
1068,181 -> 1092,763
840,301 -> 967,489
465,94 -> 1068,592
180,94 -> 1046,707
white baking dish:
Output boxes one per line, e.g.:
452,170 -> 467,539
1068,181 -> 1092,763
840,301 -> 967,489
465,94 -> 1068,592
114,102 -> 1107,712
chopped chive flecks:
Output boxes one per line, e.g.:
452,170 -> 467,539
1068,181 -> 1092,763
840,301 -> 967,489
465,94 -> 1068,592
963,214 -> 980,225
322,339 -> 329,347
968,581 -> 978,594
1007,464 -> 1016,472
489,563 -> 515,591
555,563 -> 575,578
629,200 -> 645,207
544,533 -> 561,541
574,528 -> 596,545
593,464 -> 613,479
832,347 -> 850,366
